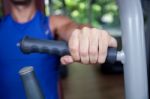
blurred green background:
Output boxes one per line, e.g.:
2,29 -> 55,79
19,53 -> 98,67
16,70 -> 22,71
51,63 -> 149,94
0,0 -> 120,30
46,0 -> 119,28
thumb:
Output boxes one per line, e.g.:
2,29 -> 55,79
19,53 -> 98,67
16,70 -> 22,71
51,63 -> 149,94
60,55 -> 74,65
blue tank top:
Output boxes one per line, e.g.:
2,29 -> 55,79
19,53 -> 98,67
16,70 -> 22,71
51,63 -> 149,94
0,11 -> 60,99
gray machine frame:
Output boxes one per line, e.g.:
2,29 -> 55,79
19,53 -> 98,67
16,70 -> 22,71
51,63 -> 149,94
19,0 -> 149,99
116,0 -> 148,99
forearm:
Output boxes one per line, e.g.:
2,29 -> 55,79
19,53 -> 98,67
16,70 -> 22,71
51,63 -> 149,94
56,22 -> 79,41
55,23 -> 91,41
50,15 -> 91,41
50,16 -> 117,65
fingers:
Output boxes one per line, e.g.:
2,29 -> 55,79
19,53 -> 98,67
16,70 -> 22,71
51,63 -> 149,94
67,27 -> 117,65
89,28 -> 99,64
79,27 -> 90,64
69,29 -> 80,61
98,30 -> 109,64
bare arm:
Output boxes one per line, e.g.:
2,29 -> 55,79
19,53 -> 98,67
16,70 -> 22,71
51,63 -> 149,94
49,15 -> 117,65
50,15 -> 90,41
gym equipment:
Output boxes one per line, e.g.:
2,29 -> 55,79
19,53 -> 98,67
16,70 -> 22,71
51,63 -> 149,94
117,0 -> 148,99
19,0 -> 149,99
142,0 -> 150,97
19,36 -> 121,64
19,36 -> 122,99
19,66 -> 45,99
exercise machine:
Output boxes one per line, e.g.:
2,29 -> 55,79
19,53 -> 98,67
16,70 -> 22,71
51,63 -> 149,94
19,0 -> 149,99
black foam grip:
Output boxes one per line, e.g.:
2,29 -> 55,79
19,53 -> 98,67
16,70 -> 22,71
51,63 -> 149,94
20,36 -> 117,63
20,36 -> 69,56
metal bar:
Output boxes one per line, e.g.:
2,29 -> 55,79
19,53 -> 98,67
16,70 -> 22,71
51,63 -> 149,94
142,0 -> 150,95
19,66 -> 45,99
116,51 -> 125,64
116,0 -> 148,99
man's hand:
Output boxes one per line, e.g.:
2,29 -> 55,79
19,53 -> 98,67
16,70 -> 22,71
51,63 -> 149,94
60,27 -> 117,65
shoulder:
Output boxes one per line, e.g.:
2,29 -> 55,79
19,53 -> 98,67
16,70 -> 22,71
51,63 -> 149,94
1,15 -> 10,23
0,15 -> 11,29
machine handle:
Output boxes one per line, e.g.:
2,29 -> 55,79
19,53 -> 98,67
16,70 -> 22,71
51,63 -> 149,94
20,36 -> 117,64
19,66 -> 45,99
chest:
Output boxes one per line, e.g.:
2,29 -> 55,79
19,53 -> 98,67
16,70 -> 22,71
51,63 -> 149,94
0,21 -> 51,60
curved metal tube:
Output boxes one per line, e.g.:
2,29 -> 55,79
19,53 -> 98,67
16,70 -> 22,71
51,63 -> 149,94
116,0 -> 148,99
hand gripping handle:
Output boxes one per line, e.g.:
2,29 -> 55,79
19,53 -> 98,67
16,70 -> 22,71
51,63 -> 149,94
20,36 -> 117,64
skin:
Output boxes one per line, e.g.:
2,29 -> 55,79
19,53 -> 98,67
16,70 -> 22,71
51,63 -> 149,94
10,0 -> 117,65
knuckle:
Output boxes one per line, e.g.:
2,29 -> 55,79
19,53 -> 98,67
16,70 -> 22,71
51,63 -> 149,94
71,29 -> 80,37
70,46 -> 78,53
82,27 -> 89,30
82,27 -> 90,32
101,30 -> 109,35
92,28 -> 98,32
71,30 -> 80,38
80,50 -> 88,57
89,50 -> 97,56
